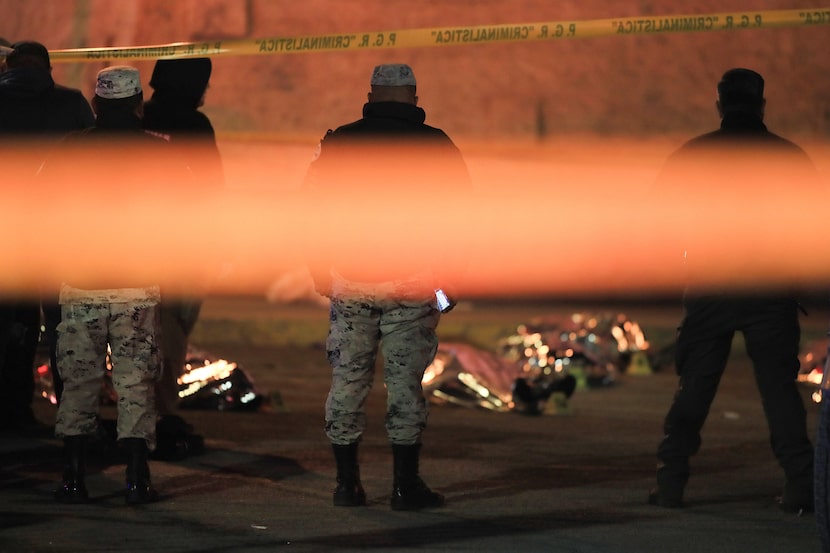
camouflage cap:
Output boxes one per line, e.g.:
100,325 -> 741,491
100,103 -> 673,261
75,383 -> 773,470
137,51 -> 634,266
95,65 -> 142,99
370,64 -> 416,87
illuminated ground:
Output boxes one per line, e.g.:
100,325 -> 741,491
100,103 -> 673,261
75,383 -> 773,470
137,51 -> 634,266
1,295 -> 827,552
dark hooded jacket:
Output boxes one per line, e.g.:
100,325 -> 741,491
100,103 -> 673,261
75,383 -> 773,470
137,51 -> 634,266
305,101 -> 471,292
142,58 -> 223,189
37,103 -> 196,291
0,66 -> 94,135
654,109 -> 824,295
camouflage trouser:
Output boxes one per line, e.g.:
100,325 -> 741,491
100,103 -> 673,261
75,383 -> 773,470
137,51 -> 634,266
324,294 -> 439,446
55,300 -> 160,449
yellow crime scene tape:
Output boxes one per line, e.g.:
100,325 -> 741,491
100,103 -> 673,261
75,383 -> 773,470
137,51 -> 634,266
47,7 -> 830,62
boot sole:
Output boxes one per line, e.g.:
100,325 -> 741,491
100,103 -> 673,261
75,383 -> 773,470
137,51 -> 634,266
54,493 -> 90,504
391,498 -> 445,511
125,489 -> 160,505
333,493 -> 367,507
647,488 -> 683,508
333,499 -> 367,507
54,486 -> 89,505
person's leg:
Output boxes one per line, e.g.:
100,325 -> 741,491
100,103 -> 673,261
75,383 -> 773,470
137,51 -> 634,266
156,299 -> 199,417
652,298 -> 734,506
42,298 -> 63,405
53,302 -> 109,503
379,299 -> 443,510
108,301 -> 160,449
0,302 -> 41,429
152,299 -> 207,460
379,300 -> 439,445
54,302 -> 109,438
742,298 -> 813,512
324,296 -> 381,506
0,305 -> 11,426
109,300 -> 161,505
816,340 -> 830,548
324,297 -> 381,444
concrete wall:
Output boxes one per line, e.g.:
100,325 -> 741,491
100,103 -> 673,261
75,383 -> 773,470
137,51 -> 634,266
2,0 -> 828,141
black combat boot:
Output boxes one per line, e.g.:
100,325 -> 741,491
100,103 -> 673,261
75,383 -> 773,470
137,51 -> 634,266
54,435 -> 89,504
780,468 -> 814,514
391,443 -> 444,511
647,461 -> 688,508
332,443 -> 366,506
123,438 -> 159,505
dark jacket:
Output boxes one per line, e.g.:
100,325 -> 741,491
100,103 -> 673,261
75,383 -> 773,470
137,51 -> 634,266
143,99 -> 217,136
37,113 -> 195,291
325,101 -> 458,141
305,101 -> 471,292
0,66 -> 94,135
142,98 -> 223,189
673,111 -> 812,158
655,110 -> 823,295
142,58 -> 223,189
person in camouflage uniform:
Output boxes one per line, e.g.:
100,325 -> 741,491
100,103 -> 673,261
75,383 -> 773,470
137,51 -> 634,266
55,287 -> 161,453
325,279 -> 440,447
305,63 -> 470,511
45,66 -> 190,506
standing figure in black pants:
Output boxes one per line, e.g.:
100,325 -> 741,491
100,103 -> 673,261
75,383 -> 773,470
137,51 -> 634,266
0,41 -> 94,431
648,68 -> 823,513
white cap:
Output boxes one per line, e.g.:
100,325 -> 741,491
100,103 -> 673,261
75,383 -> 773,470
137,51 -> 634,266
370,64 -> 416,87
95,66 -> 142,99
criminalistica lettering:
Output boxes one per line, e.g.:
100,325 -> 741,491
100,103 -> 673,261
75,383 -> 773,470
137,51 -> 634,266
432,25 -> 532,44
258,34 -> 354,53
615,16 -> 716,34
85,46 -> 179,59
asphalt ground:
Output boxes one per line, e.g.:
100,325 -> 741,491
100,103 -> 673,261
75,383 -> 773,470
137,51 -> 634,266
1,295 -> 828,553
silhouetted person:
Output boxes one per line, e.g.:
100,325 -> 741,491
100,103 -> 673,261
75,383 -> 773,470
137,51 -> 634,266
142,57 -> 222,459
649,68 -> 820,513
0,40 -> 94,433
